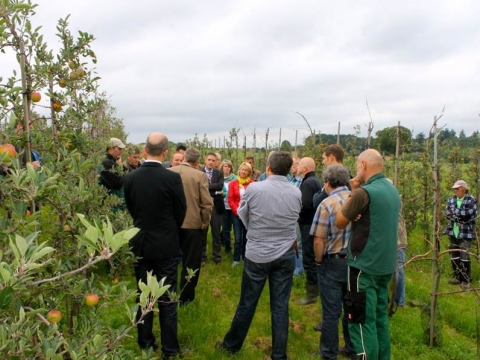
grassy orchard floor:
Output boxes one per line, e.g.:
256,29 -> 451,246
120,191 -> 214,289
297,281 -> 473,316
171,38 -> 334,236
100,232 -> 478,359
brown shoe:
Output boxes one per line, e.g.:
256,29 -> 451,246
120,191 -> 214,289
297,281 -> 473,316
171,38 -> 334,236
448,279 -> 461,285
461,282 -> 470,291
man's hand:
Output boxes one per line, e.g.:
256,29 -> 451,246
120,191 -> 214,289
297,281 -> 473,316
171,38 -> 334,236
349,177 -> 362,191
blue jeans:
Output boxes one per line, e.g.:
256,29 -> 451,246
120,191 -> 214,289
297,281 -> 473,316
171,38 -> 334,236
317,258 -> 355,359
232,215 -> 247,262
221,210 -> 234,252
294,225 -> 304,275
394,248 -> 406,306
222,248 -> 296,360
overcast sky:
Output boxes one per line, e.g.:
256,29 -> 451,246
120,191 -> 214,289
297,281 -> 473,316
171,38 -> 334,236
8,0 -> 480,147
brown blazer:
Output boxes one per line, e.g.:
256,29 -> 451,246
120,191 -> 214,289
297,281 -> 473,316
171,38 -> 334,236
169,163 -> 213,230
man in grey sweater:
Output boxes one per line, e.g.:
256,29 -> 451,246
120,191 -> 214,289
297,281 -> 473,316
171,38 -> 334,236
217,151 -> 302,360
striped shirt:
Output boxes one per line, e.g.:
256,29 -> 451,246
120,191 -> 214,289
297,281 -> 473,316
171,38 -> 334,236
310,186 -> 351,255
287,174 -> 303,188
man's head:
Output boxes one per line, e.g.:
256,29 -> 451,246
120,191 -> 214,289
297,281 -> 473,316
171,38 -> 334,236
171,152 -> 184,166
245,156 -> 255,170
355,149 -> 383,184
323,165 -> 350,194
290,156 -> 300,175
107,137 -> 126,158
126,146 -> 141,166
322,144 -> 344,167
144,133 -> 169,161
204,152 -> 217,170
266,151 -> 293,177
15,119 -> 34,135
183,148 -> 200,166
298,157 -> 316,178
176,144 -> 187,154
452,179 -> 469,197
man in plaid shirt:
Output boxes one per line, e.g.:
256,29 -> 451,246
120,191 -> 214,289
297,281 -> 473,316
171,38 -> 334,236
444,179 -> 478,291
310,164 -> 356,360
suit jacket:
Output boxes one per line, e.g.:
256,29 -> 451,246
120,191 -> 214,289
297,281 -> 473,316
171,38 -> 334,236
169,163 -> 213,229
124,161 -> 186,260
202,167 -> 225,214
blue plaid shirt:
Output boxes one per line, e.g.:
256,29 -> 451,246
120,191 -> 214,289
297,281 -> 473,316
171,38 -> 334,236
310,186 -> 351,255
444,194 -> 477,239
287,174 -> 302,188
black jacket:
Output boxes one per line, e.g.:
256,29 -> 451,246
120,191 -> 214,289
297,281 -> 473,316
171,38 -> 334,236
124,161 -> 187,260
298,171 -> 323,225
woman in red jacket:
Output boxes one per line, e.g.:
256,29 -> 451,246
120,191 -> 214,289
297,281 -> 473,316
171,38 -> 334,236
228,162 -> 254,266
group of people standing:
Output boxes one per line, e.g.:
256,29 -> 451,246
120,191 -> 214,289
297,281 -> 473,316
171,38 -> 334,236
97,133 -> 476,360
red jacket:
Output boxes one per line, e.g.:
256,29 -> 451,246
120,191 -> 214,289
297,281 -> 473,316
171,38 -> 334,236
228,178 -> 254,216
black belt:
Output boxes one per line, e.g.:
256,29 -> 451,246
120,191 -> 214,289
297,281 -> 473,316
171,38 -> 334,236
324,253 -> 347,259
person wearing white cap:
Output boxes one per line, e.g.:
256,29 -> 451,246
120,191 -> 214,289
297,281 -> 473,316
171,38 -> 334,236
444,179 -> 478,291
97,137 -> 127,210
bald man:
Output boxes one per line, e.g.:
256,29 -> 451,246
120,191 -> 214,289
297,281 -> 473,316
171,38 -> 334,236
296,157 -> 323,306
124,132 -> 187,356
336,149 -> 400,360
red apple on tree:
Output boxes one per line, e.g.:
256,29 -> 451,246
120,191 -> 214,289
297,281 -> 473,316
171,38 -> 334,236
85,293 -> 99,307
53,102 -> 62,112
31,91 -> 41,103
0,144 -> 17,162
47,309 -> 62,323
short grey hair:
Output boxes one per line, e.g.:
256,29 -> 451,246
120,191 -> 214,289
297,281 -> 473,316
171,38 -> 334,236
184,147 -> 200,163
322,165 -> 350,188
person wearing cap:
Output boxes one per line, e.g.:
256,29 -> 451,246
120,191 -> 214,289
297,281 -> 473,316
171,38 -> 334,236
444,179 -> 477,291
123,146 -> 141,172
98,137 -> 127,209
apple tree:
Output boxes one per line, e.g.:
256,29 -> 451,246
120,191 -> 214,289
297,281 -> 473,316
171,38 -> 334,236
0,1 -> 162,358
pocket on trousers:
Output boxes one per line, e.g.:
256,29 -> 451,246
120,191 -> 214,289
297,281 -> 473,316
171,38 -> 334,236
344,290 -> 366,324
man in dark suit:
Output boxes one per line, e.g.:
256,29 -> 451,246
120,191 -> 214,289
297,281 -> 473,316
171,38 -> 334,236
124,132 -> 187,357
169,147 -> 213,304
202,152 -> 225,263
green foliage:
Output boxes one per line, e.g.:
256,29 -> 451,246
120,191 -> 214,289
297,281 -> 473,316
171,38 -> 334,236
375,125 -> 413,155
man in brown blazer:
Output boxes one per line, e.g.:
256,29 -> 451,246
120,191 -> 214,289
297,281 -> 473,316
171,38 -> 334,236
169,147 -> 213,304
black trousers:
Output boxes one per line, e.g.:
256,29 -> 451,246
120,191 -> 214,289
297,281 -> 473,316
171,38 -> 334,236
449,236 -> 472,283
134,257 -> 179,356
179,228 -> 204,303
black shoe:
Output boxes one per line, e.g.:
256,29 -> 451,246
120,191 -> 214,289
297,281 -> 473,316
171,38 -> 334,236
141,342 -> 159,351
215,341 -> 235,355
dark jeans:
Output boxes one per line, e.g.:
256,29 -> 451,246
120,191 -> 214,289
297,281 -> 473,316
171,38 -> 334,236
133,257 -> 179,356
221,209 -> 234,252
300,224 -> 318,286
222,248 -> 296,360
179,228 -> 204,304
449,236 -> 472,283
203,207 -> 223,262
317,258 -> 355,359
232,215 -> 247,262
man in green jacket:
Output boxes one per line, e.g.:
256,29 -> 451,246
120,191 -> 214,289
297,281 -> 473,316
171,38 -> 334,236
336,149 -> 400,360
